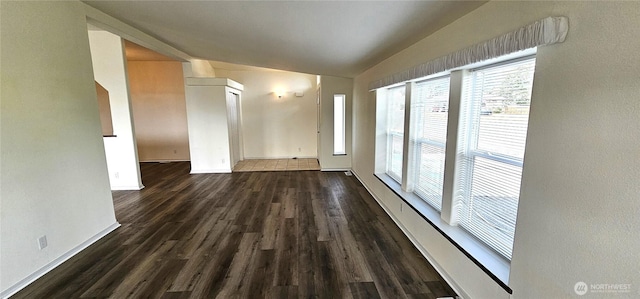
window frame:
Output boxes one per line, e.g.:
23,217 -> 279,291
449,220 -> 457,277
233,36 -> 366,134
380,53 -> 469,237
456,56 -> 536,260
410,75 -> 451,211
333,94 -> 346,155
384,85 -> 406,183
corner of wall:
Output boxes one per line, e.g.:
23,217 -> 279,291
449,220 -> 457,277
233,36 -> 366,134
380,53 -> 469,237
190,59 -> 216,77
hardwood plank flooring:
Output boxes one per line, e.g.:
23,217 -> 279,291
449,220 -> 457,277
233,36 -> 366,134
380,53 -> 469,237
11,162 -> 457,299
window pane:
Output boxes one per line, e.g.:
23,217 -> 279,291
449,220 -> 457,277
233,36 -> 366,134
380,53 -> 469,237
477,114 -> 530,158
388,86 -> 405,134
333,94 -> 346,155
387,86 -> 405,182
458,57 -> 536,260
412,76 -> 450,210
388,134 -> 404,181
460,157 -> 522,259
415,143 -> 446,210
414,77 -> 450,142
470,59 -> 535,158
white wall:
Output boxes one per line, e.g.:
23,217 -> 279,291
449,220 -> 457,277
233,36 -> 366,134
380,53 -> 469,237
88,30 -> 144,190
319,75 -> 353,170
193,59 -> 217,77
214,68 -> 317,159
353,1 -> 640,298
0,1 -> 119,295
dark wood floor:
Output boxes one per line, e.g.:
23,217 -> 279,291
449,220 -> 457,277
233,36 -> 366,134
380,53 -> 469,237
13,162 -> 456,299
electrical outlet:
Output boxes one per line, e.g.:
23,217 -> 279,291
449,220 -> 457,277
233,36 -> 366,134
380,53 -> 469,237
298,147 -> 302,152
38,235 -> 48,250
114,172 -> 120,179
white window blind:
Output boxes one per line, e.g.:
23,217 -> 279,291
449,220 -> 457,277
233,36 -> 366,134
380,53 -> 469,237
387,86 -> 405,182
456,57 -> 536,260
412,76 -> 450,211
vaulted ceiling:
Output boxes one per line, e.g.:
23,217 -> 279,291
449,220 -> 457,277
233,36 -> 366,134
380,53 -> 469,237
83,1 -> 486,77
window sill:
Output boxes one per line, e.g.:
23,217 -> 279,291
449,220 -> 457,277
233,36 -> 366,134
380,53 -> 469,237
374,173 -> 513,294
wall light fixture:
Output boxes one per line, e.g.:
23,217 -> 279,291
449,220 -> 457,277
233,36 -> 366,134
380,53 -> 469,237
274,89 -> 286,99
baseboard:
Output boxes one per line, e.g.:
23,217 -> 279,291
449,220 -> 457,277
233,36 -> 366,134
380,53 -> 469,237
0,222 -> 121,299
350,170 -> 468,299
321,168 -> 350,172
110,184 -> 144,191
190,169 -> 232,174
243,156 -> 318,160
139,159 -> 190,163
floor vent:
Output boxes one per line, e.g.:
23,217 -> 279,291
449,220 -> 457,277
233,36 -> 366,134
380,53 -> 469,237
344,170 -> 353,176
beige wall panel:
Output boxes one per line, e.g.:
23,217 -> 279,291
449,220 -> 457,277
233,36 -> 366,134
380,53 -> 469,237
127,61 -> 190,162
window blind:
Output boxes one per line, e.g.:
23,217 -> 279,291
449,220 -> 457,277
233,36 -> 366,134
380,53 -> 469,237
412,76 -> 450,210
387,86 -> 405,182
456,57 -> 536,260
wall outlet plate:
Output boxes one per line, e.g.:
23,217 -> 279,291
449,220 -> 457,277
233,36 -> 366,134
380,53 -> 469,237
38,235 -> 48,250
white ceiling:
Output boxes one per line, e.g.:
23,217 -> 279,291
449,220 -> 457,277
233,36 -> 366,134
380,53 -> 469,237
83,1 -> 486,77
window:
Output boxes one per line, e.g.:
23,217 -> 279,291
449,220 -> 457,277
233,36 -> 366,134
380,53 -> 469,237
373,51 -> 537,288
456,57 -> 536,260
411,76 -> 450,211
333,94 -> 346,155
386,86 -> 405,182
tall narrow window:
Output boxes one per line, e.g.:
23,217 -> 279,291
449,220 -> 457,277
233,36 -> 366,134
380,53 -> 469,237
386,86 -> 405,182
333,94 -> 346,155
412,76 -> 450,211
456,57 -> 536,260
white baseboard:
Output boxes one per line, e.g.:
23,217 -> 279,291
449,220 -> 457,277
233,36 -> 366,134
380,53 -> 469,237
190,169 -> 232,174
321,168 -> 350,172
139,159 -> 190,163
243,156 -> 318,160
110,184 -> 144,191
0,222 -> 121,299
350,170 -> 468,299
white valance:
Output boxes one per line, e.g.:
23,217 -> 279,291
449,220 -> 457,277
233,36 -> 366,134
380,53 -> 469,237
369,16 -> 569,90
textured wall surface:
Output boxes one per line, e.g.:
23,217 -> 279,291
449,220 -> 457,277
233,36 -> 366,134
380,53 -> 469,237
1,1 -> 118,292
215,68 -> 318,159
